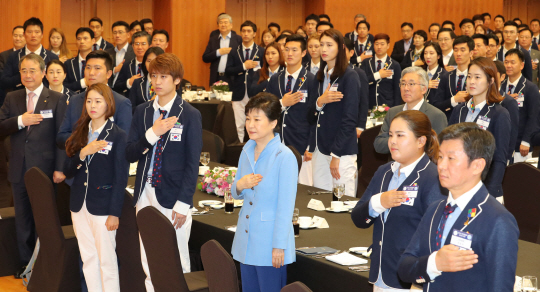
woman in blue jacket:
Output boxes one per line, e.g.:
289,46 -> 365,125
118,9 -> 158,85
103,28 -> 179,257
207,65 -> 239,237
351,110 -> 445,290
64,83 -> 128,292
231,92 -> 298,292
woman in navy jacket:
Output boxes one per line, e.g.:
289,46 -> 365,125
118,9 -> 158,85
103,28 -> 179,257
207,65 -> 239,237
421,42 -> 449,104
64,83 -> 128,292
449,57 -> 510,199
45,59 -> 75,104
400,30 -> 428,69
351,110 -> 445,290
129,47 -> 165,112
247,42 -> 285,97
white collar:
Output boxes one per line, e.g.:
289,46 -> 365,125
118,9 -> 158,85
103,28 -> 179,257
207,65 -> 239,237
285,66 -> 302,80
404,38 -> 412,45
403,99 -> 424,110
219,31 -> 232,40
508,74 -> 522,88
447,180 -> 483,210
444,50 -> 453,58
323,65 -> 334,78
456,67 -> 468,76
13,47 -> 17,51
310,59 -> 320,69
390,153 -> 426,177
25,45 -> 42,55
375,54 -> 388,64
242,42 -> 255,52
95,37 -> 103,46
51,50 -> 60,56
414,47 -> 424,54
467,98 -> 486,112
152,93 -> 177,112
115,42 -> 129,53
26,83 -> 44,99
88,118 -> 111,135
428,65 -> 439,76
493,57 -> 498,62
269,66 -> 280,74
78,54 -> 87,63
353,30 -> 358,36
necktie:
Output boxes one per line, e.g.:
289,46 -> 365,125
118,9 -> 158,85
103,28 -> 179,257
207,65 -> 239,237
245,48 -> 250,61
457,75 -> 465,91
93,44 -> 98,51
377,60 -> 382,71
149,80 -> 155,100
286,75 -> 293,92
428,72 -> 433,79
151,109 -> 168,188
137,64 -> 142,75
508,84 -> 515,94
435,203 -> 457,250
358,44 -> 364,55
81,60 -> 86,78
27,92 -> 36,131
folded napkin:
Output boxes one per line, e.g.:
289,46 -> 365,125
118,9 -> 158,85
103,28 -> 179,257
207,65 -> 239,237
311,216 -> 329,228
307,199 -> 325,211
125,187 -> 134,195
326,252 -> 368,266
129,162 -> 138,176
514,152 -> 532,163
227,226 -> 237,232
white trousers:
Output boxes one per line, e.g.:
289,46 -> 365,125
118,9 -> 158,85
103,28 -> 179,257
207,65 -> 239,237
136,182 -> 193,292
298,156 -> 313,186
232,95 -> 250,142
71,202 -> 119,292
312,148 -> 357,198
373,286 -> 411,292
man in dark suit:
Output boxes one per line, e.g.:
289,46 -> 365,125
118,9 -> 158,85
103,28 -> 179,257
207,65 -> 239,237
57,50 -> 132,149
344,14 -> 374,45
459,18 -> 475,37
1,17 -> 59,93
0,26 -> 26,106
398,123 -> 519,292
428,23 -> 441,44
349,20 -> 374,68
89,17 -> 113,51
390,22 -> 414,64
518,28 -> 540,87
151,29 -> 169,51
226,20 -> 265,142
486,33 -> 501,62
531,19 -> 540,49
202,13 -> 242,88
344,38 -> 369,138
114,31 -> 150,96
64,27 -> 95,94
105,21 -> 135,88
0,54 -> 67,277
497,21 -> 533,81
437,29 -> 457,71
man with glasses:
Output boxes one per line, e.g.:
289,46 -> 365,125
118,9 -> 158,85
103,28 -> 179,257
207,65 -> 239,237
518,28 -> 540,87
497,21 -> 533,81
437,28 -> 458,71
486,33 -> 500,61
391,22 -> 414,64
374,67 -> 447,154
114,31 -> 150,96
105,21 -> 135,87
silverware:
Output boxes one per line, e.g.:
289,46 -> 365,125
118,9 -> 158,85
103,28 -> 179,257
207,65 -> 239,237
307,190 -> 333,195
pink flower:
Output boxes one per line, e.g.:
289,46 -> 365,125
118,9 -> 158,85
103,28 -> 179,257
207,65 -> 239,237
216,178 -> 223,185
384,106 -> 390,111
222,181 -> 230,189
215,188 -> 224,196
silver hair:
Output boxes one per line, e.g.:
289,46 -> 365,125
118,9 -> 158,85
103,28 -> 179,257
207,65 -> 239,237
19,53 -> 45,71
354,14 -> 366,20
217,14 -> 232,24
401,66 -> 429,88
132,31 -> 151,44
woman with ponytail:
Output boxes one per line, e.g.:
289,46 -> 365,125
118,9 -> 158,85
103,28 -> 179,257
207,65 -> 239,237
352,110 -> 445,291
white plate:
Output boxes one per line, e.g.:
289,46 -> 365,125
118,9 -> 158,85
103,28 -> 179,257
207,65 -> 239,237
349,247 -> 369,254
200,200 -> 222,206
211,203 -> 225,209
299,225 -> 317,229
325,207 -> 349,213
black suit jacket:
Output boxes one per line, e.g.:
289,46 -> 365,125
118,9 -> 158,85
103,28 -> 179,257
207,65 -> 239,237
114,58 -> 140,96
0,49 -> 13,105
202,31 -> 242,87
431,70 -> 467,120
350,39 -> 374,67
497,45 -> 533,81
0,46 -> 58,92
390,39 -> 411,64
105,44 -> 135,87
64,56 -> 85,94
225,44 -> 265,101
425,66 -> 449,104
97,38 -> 114,51
362,56 -> 402,108
350,64 -> 369,129
0,87 -> 66,183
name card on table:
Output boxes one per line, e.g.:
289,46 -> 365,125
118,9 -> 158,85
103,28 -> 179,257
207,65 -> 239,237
307,199 -> 325,211
513,152 -> 532,163
312,216 -> 329,228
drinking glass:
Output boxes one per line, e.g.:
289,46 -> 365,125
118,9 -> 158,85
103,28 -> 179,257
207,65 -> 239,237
197,88 -> 203,100
200,152 -> 210,166
333,183 -> 345,201
293,214 -> 300,237
186,83 -> 192,92
224,189 -> 234,214
523,276 -> 538,291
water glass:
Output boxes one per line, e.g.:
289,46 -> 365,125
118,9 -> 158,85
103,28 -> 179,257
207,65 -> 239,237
523,276 -> 538,291
186,83 -> 192,92
333,183 -> 345,201
200,152 -> 210,166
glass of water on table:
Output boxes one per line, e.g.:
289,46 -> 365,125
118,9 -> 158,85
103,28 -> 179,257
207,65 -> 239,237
523,276 -> 538,291
333,183 -> 345,201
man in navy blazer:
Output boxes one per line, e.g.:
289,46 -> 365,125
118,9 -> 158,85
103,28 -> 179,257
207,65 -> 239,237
349,21 -> 374,68
57,50 -> 132,148
113,31 -> 150,96
398,123 -> 519,292
105,21 -> 135,88
64,27 -> 95,94
494,61 -> 520,161
344,14 -> 374,45
89,17 -> 114,51
344,38 -> 369,136
390,22 -> 414,64
202,14 -> 242,87
497,21 -> 533,81
1,17 -> 58,93
0,26 -> 26,106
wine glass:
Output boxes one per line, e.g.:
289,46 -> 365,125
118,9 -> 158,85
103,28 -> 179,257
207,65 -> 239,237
200,152 -> 210,166
523,276 -> 538,291
333,183 -> 345,201
186,83 -> 192,92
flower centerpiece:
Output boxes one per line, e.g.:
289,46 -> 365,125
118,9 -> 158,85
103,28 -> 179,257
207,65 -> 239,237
369,104 -> 390,120
212,81 -> 229,92
197,167 -> 237,196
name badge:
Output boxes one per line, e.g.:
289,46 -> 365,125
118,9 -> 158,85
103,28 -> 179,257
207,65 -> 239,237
253,61 -> 261,71
450,229 -> 473,250
476,116 -> 491,130
387,69 -> 394,79
40,109 -> 53,118
365,50 -> 373,56
402,185 -> 418,198
299,90 -> 307,103
98,141 -> 113,155
170,123 -> 183,141
330,83 -> 339,92
517,93 -> 524,102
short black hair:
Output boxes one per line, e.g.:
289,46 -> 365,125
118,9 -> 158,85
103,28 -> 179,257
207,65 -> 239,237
23,17 -> 43,33
494,15 -> 505,22
140,18 -> 153,27
130,20 -> 142,31
438,122 -> 495,180
437,28 -> 457,39
472,33 -> 488,46
442,20 -> 455,31
413,30 -> 428,41
268,22 -> 281,32
285,34 -> 306,51
86,50 -> 114,72
344,38 -> 354,51
275,34 -> 288,43
482,13 -> 492,19
141,46 -> 165,76
531,19 -> 540,26
356,20 -> 370,31
240,20 -> 257,33
519,28 -> 533,37
12,26 -> 23,33
245,92 -> 282,133
46,59 -> 66,73
518,24 -> 530,32
459,18 -> 474,28
89,17 -> 103,27
401,22 -> 413,30
305,14 -> 320,24
503,21 -> 518,30
513,17 -> 522,23
472,14 -> 484,23
316,21 -> 334,30
453,35 -> 475,51
487,33 -> 500,46
429,23 -> 441,31
494,59 -> 506,75
505,48 -> 525,62
112,21 -> 130,32
319,14 -> 331,22
152,29 -> 169,42
75,27 -> 94,39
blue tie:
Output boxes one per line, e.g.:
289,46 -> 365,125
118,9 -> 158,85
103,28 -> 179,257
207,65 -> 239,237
457,75 -> 465,91
428,72 -> 433,79
377,60 -> 382,71
508,84 -> 515,94
286,75 -> 293,92
81,60 -> 86,78
151,109 -> 168,188
435,204 -> 457,250
137,64 -> 142,75
358,44 -> 364,55
245,48 -> 250,61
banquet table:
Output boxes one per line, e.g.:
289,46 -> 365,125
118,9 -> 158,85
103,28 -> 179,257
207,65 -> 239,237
188,99 -> 227,132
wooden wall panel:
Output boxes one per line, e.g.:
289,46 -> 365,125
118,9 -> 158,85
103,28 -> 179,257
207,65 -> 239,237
153,0 -> 172,52
503,0 -> 540,27
304,0 -> 324,17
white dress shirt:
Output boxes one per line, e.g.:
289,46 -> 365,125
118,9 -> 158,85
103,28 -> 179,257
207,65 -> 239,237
78,54 -> 88,89
25,45 -> 43,56
450,68 -> 468,107
442,50 -> 453,66
373,54 -> 388,81
126,59 -> 142,89
18,83 -> 44,129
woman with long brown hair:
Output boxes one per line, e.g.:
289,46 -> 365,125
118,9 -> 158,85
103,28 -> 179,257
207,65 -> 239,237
48,28 -> 72,62
449,57 -> 511,200
63,83 -> 128,292
352,110 -> 445,291
260,29 -> 277,48
247,42 -> 285,97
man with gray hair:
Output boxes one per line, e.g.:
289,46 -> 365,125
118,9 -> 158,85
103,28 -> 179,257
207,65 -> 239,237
374,66 -> 448,154
203,13 -> 242,87
345,14 -> 374,44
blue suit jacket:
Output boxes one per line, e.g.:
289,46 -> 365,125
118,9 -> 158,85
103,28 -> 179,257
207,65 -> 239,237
266,67 -> 317,153
202,31 -> 242,87
97,39 -> 114,51
0,46 -> 58,91
398,185 -> 519,292
349,39 -> 374,67
63,120 -> 128,217
247,66 -> 285,98
114,58 -> 140,96
431,70 -> 466,120
351,155 -> 445,289
499,94 -> 519,160
351,64 -> 369,129
499,76 -> 540,150
449,103 -> 510,197
497,45 -> 533,81
57,89 -> 133,148
128,75 -> 183,113
309,67 -> 360,156
424,66 -> 449,105
400,48 -> 418,70
225,44 -> 265,101
126,96 -> 202,208
64,56 -> 85,94
231,135 -> 298,266
362,56 -> 402,108
61,86 -> 75,103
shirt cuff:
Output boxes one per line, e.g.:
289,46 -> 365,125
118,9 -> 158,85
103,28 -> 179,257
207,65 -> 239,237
172,200 -> 191,216
127,79 -> 133,89
521,141 -> 530,148
357,56 -> 362,64
316,97 -> 325,111
216,50 -> 222,57
80,78 -> 87,89
280,99 -> 286,112
243,63 -> 247,70
427,252 -> 442,280
451,96 -> 458,107
330,152 -> 340,159
145,127 -> 160,145
370,193 -> 387,214
17,115 -> 24,129
357,127 -> 364,131
374,72 -> 381,81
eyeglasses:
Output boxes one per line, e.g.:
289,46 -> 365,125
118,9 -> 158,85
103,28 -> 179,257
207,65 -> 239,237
20,69 -> 38,76
400,82 -> 422,88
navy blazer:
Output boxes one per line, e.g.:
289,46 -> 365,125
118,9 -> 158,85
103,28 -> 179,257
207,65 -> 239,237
63,120 -> 128,217
62,86 -> 75,103
499,94 -> 519,160
398,185 -> 519,292
57,89 -> 133,149
97,38 -> 114,51
126,96 -> 202,208
114,58 -> 140,96
400,48 -> 418,70
351,155 -> 445,289
0,49 -> 13,105
309,67 -> 359,156
430,70 -> 467,120
247,66 -> 285,97
202,31 -> 242,87
350,64 -> 369,129
266,67 -> 317,153
362,56 -> 402,108
226,44 -> 265,101
0,46 -> 58,92
497,46 -> 533,81
64,56 -> 85,94
128,75 -> 183,113
499,76 -> 540,150
449,103 -> 510,197
349,39 -> 374,67
390,39 -> 410,64
424,66 -> 449,104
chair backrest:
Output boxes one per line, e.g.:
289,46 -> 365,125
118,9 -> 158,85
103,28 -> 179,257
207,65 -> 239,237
200,239 -> 239,292
281,281 -> 313,292
137,206 -> 190,292
502,162 -> 540,243
357,125 -> 389,197
213,101 -> 241,145
287,145 -> 302,175
203,129 -> 225,163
